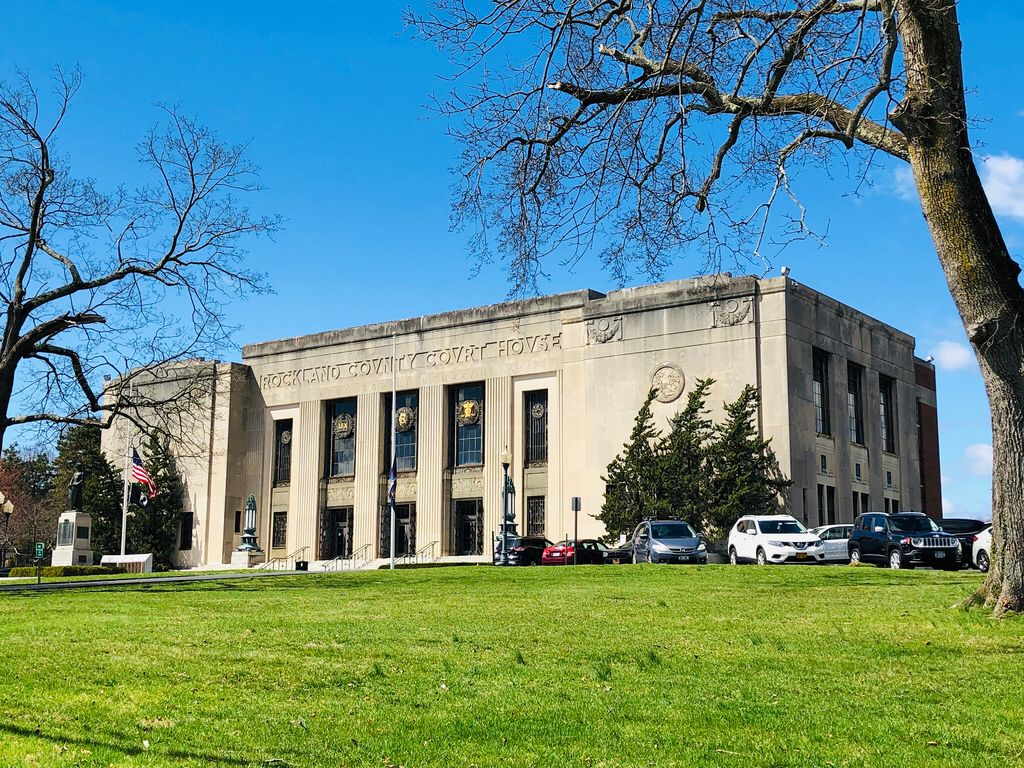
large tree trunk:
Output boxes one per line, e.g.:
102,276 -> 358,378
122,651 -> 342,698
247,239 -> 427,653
898,2 -> 1024,614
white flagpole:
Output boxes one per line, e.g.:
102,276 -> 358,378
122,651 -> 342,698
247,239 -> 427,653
119,381 -> 133,556
389,332 -> 397,570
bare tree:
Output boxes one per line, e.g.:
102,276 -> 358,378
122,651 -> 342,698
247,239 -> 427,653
0,68 -> 278,448
409,1 -> 1024,614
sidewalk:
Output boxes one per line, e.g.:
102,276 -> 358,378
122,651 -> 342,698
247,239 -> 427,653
0,569 -> 313,593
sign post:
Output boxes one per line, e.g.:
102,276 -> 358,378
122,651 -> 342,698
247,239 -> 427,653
34,541 -> 44,584
571,497 -> 581,565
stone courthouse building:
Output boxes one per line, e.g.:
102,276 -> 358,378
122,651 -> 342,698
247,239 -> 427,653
104,274 -> 942,568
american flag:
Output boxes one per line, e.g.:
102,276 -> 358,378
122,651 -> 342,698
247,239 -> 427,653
387,455 -> 397,509
131,448 -> 158,497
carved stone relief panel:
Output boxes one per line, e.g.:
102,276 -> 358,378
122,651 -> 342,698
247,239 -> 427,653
586,316 -> 623,344
652,364 -> 686,403
710,297 -> 753,328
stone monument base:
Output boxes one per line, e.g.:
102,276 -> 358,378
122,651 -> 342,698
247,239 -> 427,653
230,549 -> 266,568
51,511 -> 93,567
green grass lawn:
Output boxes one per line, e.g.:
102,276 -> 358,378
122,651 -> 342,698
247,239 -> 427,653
0,565 -> 1020,767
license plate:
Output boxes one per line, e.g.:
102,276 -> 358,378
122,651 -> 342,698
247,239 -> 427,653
935,551 -> 945,559
679,556 -> 689,561
795,553 -> 807,560
611,558 -> 621,564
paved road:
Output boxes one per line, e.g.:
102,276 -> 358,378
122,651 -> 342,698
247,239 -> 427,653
0,570 -> 312,593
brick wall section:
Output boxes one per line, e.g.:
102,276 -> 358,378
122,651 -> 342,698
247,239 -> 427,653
915,360 -> 942,519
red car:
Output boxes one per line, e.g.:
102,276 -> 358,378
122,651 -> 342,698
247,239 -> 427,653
541,539 -> 604,565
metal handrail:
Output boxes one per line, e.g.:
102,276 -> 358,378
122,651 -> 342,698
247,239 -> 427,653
341,543 -> 373,571
396,540 -> 438,567
259,545 -> 309,571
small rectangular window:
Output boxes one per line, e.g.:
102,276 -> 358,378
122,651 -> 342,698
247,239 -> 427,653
820,454 -> 828,474
234,510 -> 242,534
886,470 -> 893,488
527,496 -> 546,536
816,484 -> 825,527
826,485 -> 836,525
272,510 -> 288,549
892,499 -> 900,513
855,462 -> 862,481
179,512 -> 194,551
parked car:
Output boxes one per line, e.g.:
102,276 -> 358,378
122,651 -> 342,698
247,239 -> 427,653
598,539 -> 632,565
492,535 -> 552,566
973,526 -> 992,573
939,517 -> 991,568
848,512 -> 961,570
728,515 -> 825,565
631,518 -> 707,564
809,524 -> 854,562
541,539 -> 604,565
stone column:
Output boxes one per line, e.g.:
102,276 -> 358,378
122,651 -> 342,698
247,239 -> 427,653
417,384 -> 445,554
483,376 -> 512,544
292,400 -> 323,558
354,392 -> 382,555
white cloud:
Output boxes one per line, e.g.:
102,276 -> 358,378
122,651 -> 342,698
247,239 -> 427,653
981,154 -> 1024,220
942,497 -> 959,516
932,339 -> 974,371
963,443 -> 993,477
891,165 -> 917,201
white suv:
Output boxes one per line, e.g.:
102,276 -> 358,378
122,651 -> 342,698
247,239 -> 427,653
973,526 -> 992,572
728,515 -> 825,565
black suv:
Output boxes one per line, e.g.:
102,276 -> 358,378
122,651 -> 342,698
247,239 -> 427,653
492,535 -> 552,566
849,512 -> 961,570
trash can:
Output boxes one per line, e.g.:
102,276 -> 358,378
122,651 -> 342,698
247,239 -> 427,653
295,560 -> 309,571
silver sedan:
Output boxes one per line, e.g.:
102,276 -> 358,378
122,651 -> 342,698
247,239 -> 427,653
809,524 -> 855,563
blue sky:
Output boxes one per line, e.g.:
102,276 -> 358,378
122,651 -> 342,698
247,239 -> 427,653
8,2 -> 1022,519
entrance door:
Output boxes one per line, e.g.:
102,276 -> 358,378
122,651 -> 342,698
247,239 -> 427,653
453,499 -> 483,555
381,503 -> 416,558
320,507 -> 353,559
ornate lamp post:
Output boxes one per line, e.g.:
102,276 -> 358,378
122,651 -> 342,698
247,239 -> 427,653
0,492 -> 13,569
238,494 -> 261,552
500,449 -> 511,565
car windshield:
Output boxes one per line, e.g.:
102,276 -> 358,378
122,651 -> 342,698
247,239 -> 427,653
651,522 -> 696,539
757,519 -> 806,535
889,516 -> 940,533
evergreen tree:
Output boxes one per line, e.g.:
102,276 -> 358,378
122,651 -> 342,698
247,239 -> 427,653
598,389 -> 671,539
127,433 -> 185,570
705,386 -> 792,535
657,378 -> 715,523
46,425 -> 122,558
0,445 -> 56,561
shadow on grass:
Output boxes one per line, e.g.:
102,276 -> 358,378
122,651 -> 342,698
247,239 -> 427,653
0,720 -> 267,765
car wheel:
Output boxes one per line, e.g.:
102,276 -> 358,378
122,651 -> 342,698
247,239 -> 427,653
755,547 -> 768,566
729,547 -> 738,565
976,550 -> 990,573
888,548 -> 905,570
849,546 -> 861,565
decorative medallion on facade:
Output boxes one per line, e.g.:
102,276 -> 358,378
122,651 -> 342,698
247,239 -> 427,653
396,406 -> 416,433
710,297 -> 753,328
586,316 -> 623,344
531,401 -> 546,420
332,413 -> 355,439
280,429 -> 293,445
652,365 -> 685,403
456,399 -> 481,426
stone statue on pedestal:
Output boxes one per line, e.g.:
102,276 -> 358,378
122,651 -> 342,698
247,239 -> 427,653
68,467 -> 85,512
